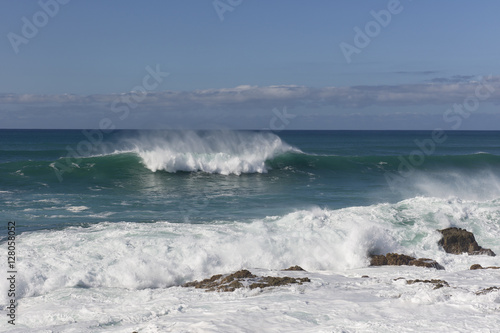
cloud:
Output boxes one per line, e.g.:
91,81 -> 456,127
1,76 -> 499,115
430,75 -> 476,83
394,70 -> 440,75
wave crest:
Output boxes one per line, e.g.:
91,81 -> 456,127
128,131 -> 298,175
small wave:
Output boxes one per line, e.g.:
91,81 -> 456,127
65,206 -> 89,213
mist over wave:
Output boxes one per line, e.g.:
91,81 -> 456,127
122,130 -> 299,175
399,169 -> 500,201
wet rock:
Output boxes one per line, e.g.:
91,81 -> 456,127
438,227 -> 495,256
283,265 -> 305,271
476,286 -> 500,295
249,276 -> 310,289
227,269 -> 255,279
406,279 -> 449,290
471,248 -> 496,256
370,255 -> 388,266
370,253 -> 444,270
409,258 -> 445,270
182,274 -> 223,290
361,275 -> 369,278
182,269 -> 310,292
470,264 -> 500,270
386,253 -> 414,265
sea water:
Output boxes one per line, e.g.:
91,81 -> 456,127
0,130 -> 499,332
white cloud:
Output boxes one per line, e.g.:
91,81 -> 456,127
2,77 -> 499,111
1,76 -> 499,129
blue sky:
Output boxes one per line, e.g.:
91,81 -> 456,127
1,0 -> 500,129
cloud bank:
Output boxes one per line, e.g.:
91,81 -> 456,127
2,76 -> 500,110
1,76 -> 499,129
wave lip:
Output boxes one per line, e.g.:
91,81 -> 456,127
129,131 -> 298,175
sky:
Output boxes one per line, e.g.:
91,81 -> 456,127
1,0 -> 500,129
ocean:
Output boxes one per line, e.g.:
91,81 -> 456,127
1,129 -> 500,332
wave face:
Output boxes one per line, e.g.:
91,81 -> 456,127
3,130 -> 500,233
127,130 -> 298,174
4,132 -> 500,187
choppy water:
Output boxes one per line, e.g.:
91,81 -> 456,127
1,129 -> 500,332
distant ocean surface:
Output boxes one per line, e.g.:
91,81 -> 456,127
1,129 -> 500,332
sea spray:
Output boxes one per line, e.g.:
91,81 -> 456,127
125,130 -> 298,174
5,196 -> 500,304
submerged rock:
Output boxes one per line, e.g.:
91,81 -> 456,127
249,276 -> 310,289
406,279 -> 449,290
438,227 -> 495,256
476,286 -> 500,295
182,269 -> 310,292
370,253 -> 444,270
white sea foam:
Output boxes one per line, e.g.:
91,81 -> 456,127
5,197 -> 500,298
125,130 -> 298,174
65,205 -> 89,213
2,196 -> 499,332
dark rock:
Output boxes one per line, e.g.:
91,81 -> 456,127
386,253 -> 414,266
228,269 -> 255,279
406,279 -> 449,290
476,286 -> 500,295
470,264 -> 500,270
409,258 -> 445,270
370,253 -> 444,270
471,248 -> 496,256
283,265 -> 305,271
182,269 -> 310,292
370,255 -> 388,266
361,275 -> 369,278
182,274 -> 223,289
438,227 -> 495,256
249,276 -> 310,289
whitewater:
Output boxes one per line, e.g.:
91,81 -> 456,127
1,130 -> 500,332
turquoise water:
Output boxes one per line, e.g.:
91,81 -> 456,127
2,129 -> 500,333
2,129 -> 500,234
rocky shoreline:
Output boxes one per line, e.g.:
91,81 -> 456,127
182,227 -> 497,294
369,227 -> 495,270
182,267 -> 310,292
438,227 -> 496,256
